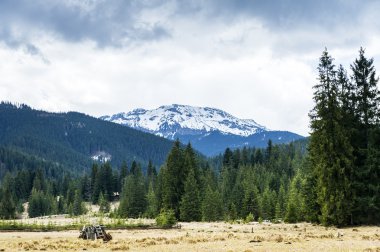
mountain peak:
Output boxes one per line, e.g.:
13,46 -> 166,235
101,104 -> 304,156
102,104 -> 267,138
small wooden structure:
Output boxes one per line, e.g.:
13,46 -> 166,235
79,225 -> 112,242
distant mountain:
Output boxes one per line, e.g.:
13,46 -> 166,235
101,104 -> 304,156
0,102 -> 175,172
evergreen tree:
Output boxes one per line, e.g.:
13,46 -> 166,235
309,49 -> 354,226
145,181 -> 158,218
242,185 -> 260,219
284,184 -> 299,223
276,184 -> 286,219
161,140 -> 184,217
119,161 -> 128,192
223,148 -> 233,167
90,163 -> 98,196
130,161 -> 138,176
118,164 -> 146,218
98,191 -> 110,213
254,149 -> 264,164
32,169 -> 46,192
261,187 -> 274,220
227,202 -> 237,221
350,47 -> 380,224
57,196 -> 66,214
72,189 -> 84,216
146,160 -> 157,186
202,186 -> 223,221
0,188 -> 16,219
179,167 -> 201,221
265,140 -> 273,163
28,189 -> 56,217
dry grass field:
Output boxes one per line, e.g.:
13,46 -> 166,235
0,221 -> 379,251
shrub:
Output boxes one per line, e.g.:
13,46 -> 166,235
245,213 -> 254,223
156,209 -> 177,228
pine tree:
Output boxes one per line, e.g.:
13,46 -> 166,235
202,186 -> 223,221
0,188 -> 16,219
90,163 -> 98,196
261,187 -> 273,220
119,161 -> 129,188
146,160 -> 157,187
28,189 -> 56,217
276,184 -> 286,219
57,196 -> 66,214
275,202 -> 282,221
98,191 -> 110,213
285,176 -> 301,223
351,47 -> 380,130
227,202 -> 237,221
242,185 -> 260,219
161,140 -> 184,217
309,49 -> 354,226
72,189 -> 84,216
350,47 -> 380,224
118,164 -> 146,218
265,140 -> 273,163
179,167 -> 201,221
103,163 -> 114,201
145,182 -> 158,218
32,169 -> 46,192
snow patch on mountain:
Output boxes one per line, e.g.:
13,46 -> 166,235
101,104 -> 268,138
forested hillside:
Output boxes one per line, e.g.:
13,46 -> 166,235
0,146 -> 67,181
0,102 -> 174,171
0,139 -> 308,221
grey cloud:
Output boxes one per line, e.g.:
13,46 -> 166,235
175,0 -> 365,30
0,0 -> 170,48
0,0 -> 377,59
0,0 -> 375,48
0,27 -> 49,63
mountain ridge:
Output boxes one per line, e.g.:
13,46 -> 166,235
101,104 -> 304,156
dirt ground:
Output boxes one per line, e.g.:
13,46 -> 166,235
0,221 -> 379,251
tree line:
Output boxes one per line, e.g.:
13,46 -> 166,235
0,138 -> 308,223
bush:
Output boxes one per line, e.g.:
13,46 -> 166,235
245,213 -> 254,223
155,209 -> 177,228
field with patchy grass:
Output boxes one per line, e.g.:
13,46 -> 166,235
0,221 -> 379,251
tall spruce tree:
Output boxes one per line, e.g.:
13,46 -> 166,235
351,47 -> 380,224
72,189 -> 84,216
161,140 -> 184,217
179,167 -> 201,221
118,164 -> 146,218
145,181 -> 158,218
0,188 -> 16,219
202,186 -> 223,221
309,49 -> 354,226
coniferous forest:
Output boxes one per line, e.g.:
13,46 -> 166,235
0,48 -> 379,227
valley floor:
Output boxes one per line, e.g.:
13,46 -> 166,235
0,221 -> 379,251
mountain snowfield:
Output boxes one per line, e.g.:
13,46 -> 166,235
101,104 -> 304,156
101,104 -> 267,138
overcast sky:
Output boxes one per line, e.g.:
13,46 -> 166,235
1,0 -> 380,136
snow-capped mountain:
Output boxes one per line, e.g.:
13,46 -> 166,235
101,104 -> 267,138
101,104 -> 304,156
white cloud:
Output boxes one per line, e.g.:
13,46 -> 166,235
1,0 -> 380,137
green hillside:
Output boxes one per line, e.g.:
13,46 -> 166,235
0,102 -> 174,172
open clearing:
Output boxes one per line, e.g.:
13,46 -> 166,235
0,221 -> 379,251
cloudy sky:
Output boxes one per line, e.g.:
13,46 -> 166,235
1,0 -> 380,135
